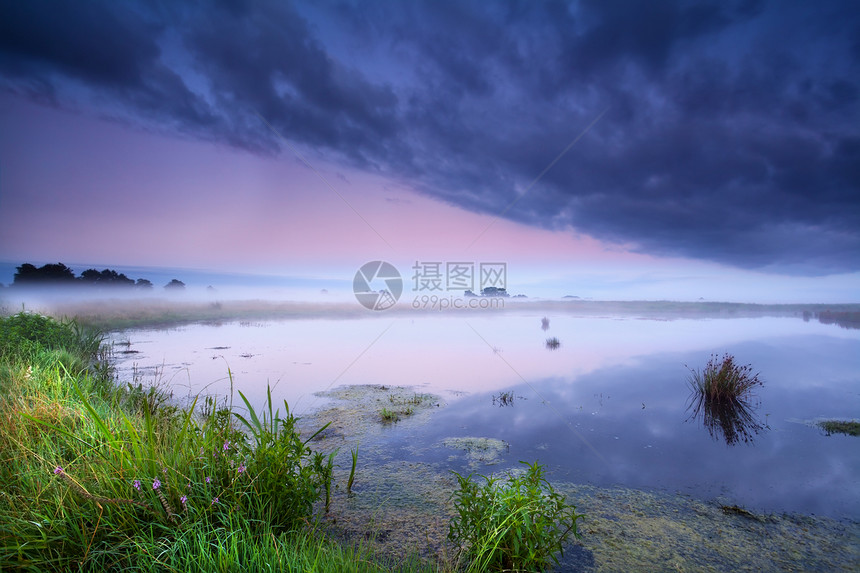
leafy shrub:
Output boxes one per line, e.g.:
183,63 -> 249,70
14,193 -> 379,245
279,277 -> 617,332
448,461 -> 582,572
0,312 -> 102,360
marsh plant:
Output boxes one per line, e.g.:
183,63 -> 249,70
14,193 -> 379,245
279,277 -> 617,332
545,337 -> 560,350
0,312 -> 354,570
448,461 -> 582,572
234,386 -> 337,525
379,393 -> 428,423
817,420 -> 860,437
380,407 -> 400,423
347,446 -> 359,495
687,353 -> 762,403
686,353 -> 766,444
492,391 -> 515,407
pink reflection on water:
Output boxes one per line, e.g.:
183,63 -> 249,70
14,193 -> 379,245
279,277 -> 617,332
111,313 -> 855,416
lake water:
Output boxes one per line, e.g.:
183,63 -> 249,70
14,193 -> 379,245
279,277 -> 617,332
110,310 -> 860,520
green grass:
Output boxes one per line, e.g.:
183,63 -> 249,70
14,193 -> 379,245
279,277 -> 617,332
448,461 -> 583,572
380,408 -> 400,423
347,446 -> 358,496
0,312 -> 424,572
817,420 -> 860,436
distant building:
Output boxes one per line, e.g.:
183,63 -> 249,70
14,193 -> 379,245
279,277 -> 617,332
481,287 -> 509,297
464,287 -> 512,297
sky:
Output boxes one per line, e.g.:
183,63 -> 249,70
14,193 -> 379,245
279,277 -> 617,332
0,0 -> 858,302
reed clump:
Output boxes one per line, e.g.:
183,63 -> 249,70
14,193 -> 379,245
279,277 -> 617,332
686,353 -> 765,444
687,353 -> 762,403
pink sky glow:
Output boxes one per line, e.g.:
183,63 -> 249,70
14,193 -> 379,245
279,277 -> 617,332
2,94 -> 858,303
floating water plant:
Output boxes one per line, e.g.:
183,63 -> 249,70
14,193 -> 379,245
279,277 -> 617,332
545,336 -> 560,350
380,393 -> 426,422
443,437 -> 509,466
686,353 -> 766,444
817,420 -> 860,437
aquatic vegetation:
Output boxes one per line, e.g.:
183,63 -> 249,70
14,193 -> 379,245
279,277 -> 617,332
380,407 -> 400,423
443,437 -> 509,466
347,446 -> 359,495
379,393 -> 428,423
492,391 -> 515,407
545,336 -> 561,350
720,504 -> 766,521
448,461 -> 583,572
687,353 -> 762,402
817,419 -> 860,436
686,353 -> 766,444
389,392 -> 431,407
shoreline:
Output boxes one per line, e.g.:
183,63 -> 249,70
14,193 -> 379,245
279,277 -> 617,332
297,383 -> 860,571
3,294 -> 859,331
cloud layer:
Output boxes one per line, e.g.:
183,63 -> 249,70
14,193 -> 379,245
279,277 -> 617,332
2,0 -> 858,274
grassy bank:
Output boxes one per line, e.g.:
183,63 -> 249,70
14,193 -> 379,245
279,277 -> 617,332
4,311 -> 857,571
0,312 -> 585,572
0,312 -> 428,572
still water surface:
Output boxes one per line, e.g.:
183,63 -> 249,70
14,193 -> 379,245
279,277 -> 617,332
112,311 -> 860,519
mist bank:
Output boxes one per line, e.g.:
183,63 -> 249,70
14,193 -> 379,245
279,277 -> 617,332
0,261 -> 352,303
2,287 -> 858,331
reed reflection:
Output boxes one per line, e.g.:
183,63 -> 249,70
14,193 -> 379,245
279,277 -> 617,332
686,353 -> 767,445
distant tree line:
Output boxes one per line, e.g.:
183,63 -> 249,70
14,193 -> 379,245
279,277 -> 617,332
10,262 -> 185,290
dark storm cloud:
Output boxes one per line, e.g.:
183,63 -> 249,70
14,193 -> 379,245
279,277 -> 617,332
1,0 -> 858,274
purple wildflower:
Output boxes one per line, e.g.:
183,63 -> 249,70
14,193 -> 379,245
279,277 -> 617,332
133,480 -> 141,491
238,464 -> 246,474
223,440 -> 230,451
205,476 -> 211,484
54,467 -> 63,475
180,495 -> 187,507
153,479 -> 161,490
212,497 -> 219,505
